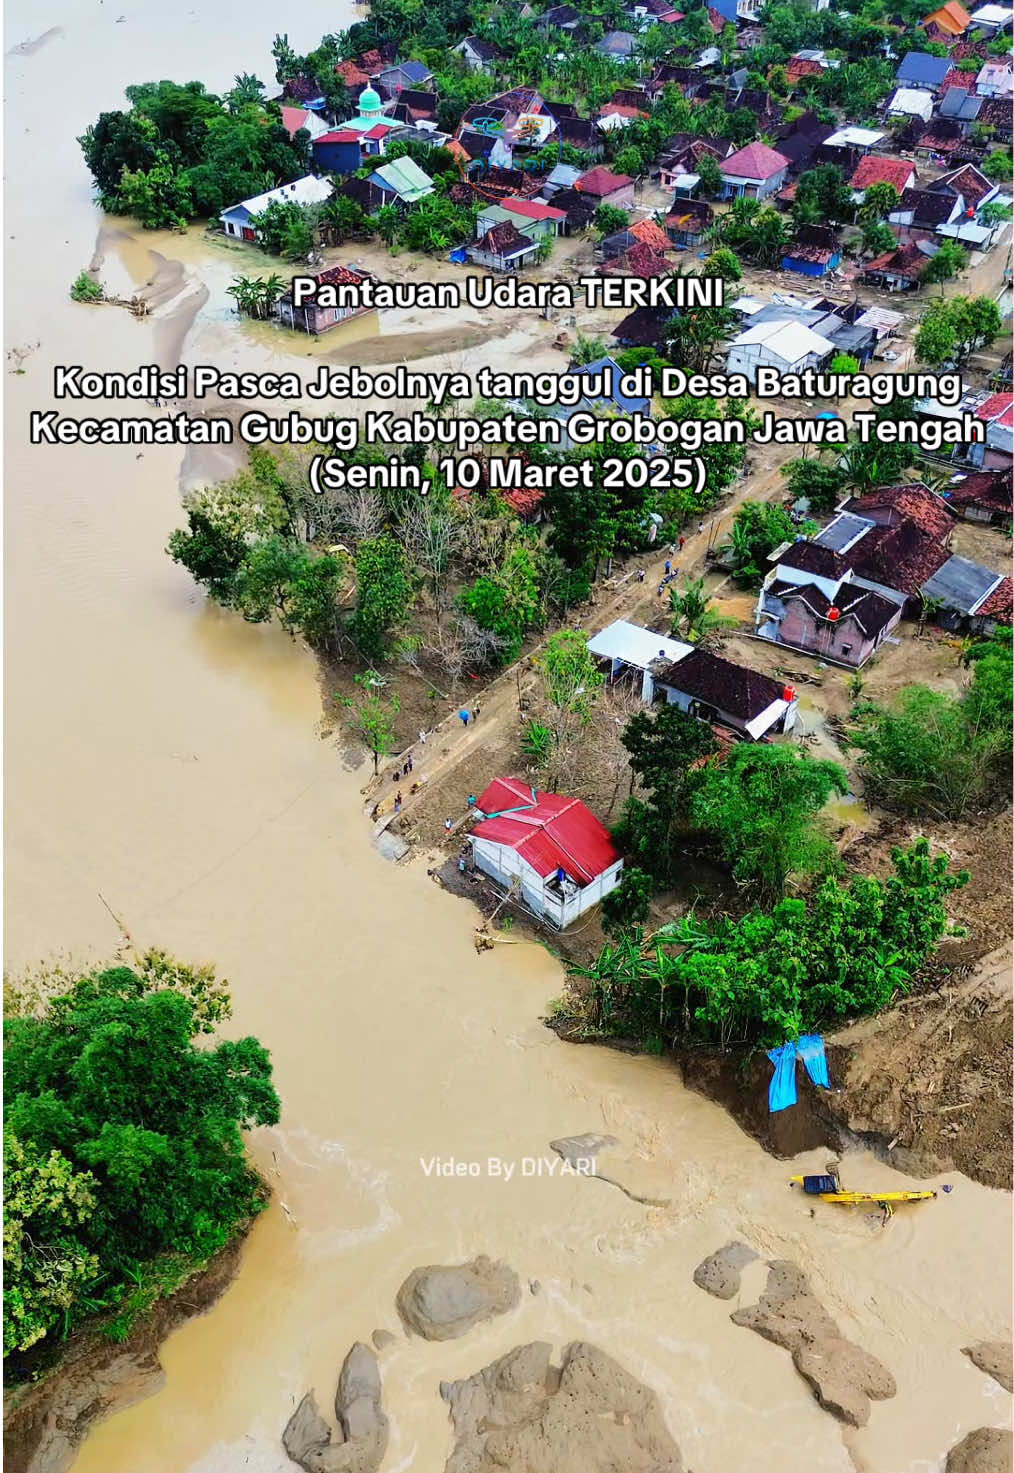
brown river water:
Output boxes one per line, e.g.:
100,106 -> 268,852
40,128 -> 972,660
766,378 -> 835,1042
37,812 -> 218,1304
4,4 -> 1012,1470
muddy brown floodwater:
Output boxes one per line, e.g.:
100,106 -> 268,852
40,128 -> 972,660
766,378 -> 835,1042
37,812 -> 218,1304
4,4 -> 1012,1471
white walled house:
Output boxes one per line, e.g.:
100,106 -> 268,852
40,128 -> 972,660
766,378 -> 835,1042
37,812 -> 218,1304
468,778 -> 623,929
651,648 -> 799,739
587,619 -> 693,700
220,175 -> 333,241
727,319 -> 834,382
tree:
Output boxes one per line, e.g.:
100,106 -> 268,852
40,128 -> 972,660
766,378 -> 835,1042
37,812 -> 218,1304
537,630 -> 605,740
457,545 -> 543,665
571,333 -> 609,365
718,198 -> 790,267
668,576 -> 735,643
566,841 -> 969,1049
117,151 -> 193,229
232,540 -> 348,645
794,164 -> 854,227
342,670 -> 401,774
851,672 -> 1012,819
691,745 -> 848,893
663,300 -> 739,373
167,508 -> 249,604
4,1134 -> 99,1356
915,295 -> 1003,367
4,957 -> 279,1362
781,456 -> 847,513
829,352 -> 860,374
723,500 -> 806,584
595,202 -> 630,236
615,705 -> 718,886
78,111 -> 160,199
862,219 -> 898,257
351,535 -> 413,660
703,246 -> 742,285
922,239 -> 968,294
694,151 -> 722,199
858,180 -> 901,223
600,867 -> 654,937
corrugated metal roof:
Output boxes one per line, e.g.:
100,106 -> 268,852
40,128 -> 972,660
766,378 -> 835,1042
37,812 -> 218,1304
472,779 -> 620,883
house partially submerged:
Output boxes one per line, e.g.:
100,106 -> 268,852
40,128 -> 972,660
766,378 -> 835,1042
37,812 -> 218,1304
467,220 -> 541,271
468,777 -> 623,928
276,264 -> 376,335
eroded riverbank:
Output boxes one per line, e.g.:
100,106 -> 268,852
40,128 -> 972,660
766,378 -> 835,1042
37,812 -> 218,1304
4,4 -> 1013,1472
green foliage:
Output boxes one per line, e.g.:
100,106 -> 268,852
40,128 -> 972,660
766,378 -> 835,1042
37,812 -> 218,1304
829,353 -> 860,374
457,546 -> 543,664
537,629 -> 604,735
600,866 -> 654,938
851,635 -> 1013,819
167,507 -> 249,603
227,273 -> 286,318
662,291 -> 739,373
723,500 -> 805,584
595,202 -> 630,237
571,333 -> 609,365
522,719 -> 555,765
690,745 -> 848,893
567,840 -> 969,1049
857,180 -> 901,223
342,670 -> 401,774
70,272 -> 104,303
915,295 -> 1004,367
983,149 -> 1013,182
614,705 -> 718,886
668,576 -> 735,643
794,164 -> 854,227
4,957 -> 278,1362
250,198 -> 316,259
351,535 -> 413,660
117,151 -> 193,229
717,197 -> 790,268
702,247 -> 742,285
862,219 -> 898,257
921,239 -> 968,292
233,539 -> 348,644
780,456 -> 848,514
694,152 -> 722,199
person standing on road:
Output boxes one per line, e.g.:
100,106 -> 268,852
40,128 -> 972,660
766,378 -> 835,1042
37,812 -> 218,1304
459,709 -> 470,727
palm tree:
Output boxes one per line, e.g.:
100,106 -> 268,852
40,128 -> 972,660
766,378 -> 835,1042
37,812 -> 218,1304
373,205 -> 400,247
669,577 -> 736,644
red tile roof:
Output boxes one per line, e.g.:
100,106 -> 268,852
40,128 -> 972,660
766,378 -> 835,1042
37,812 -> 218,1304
316,129 -> 361,144
939,163 -> 995,208
500,196 -> 567,220
922,0 -> 971,34
848,481 -> 955,541
502,487 -> 545,518
472,778 -> 620,884
977,576 -> 1013,620
601,103 -> 650,119
575,166 -> 634,195
786,57 -> 825,81
721,142 -> 791,180
599,243 -> 671,277
941,67 -> 976,89
976,392 -> 1014,427
850,154 -> 916,192
629,218 -> 672,252
280,106 -> 314,138
944,469 -> 1013,514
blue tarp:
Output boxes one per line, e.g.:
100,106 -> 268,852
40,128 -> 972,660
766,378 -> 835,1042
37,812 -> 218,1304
768,1035 -> 830,1111
797,1034 -> 830,1089
767,1042 -> 798,1112
448,248 -> 467,263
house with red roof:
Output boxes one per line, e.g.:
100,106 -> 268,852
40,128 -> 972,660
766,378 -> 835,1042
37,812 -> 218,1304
468,778 -> 623,928
922,0 -> 973,35
719,141 -> 791,199
849,154 -> 918,197
574,166 -> 636,208
279,106 -> 332,143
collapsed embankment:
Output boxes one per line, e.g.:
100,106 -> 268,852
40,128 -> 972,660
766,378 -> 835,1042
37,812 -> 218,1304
3,1231 -> 248,1473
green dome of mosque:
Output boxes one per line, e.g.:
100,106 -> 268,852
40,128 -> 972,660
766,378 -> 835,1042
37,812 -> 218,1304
359,86 -> 383,113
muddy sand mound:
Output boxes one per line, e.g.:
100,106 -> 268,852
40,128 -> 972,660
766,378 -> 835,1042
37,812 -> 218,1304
946,1428 -> 1014,1473
396,1256 -> 520,1341
283,1342 -> 388,1473
693,1241 -> 757,1300
439,1340 -> 682,1473
728,1260 -> 895,1427
964,1343 -> 1014,1393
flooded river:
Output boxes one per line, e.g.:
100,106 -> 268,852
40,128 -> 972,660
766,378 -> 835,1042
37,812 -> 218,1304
4,4 -> 1012,1471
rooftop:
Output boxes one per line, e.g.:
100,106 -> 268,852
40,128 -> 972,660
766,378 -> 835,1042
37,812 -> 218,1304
721,141 -> 791,180
472,778 -> 620,884
587,619 -> 693,669
653,647 -> 791,724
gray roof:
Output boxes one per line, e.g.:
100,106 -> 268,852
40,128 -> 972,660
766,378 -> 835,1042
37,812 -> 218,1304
920,554 -> 1003,614
815,513 -> 875,552
940,89 -> 984,121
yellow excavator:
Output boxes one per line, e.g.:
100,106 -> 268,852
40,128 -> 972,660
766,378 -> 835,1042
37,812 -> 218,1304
789,1171 -> 937,1221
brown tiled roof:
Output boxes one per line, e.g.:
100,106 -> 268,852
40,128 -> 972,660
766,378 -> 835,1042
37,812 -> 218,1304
599,243 -> 671,277
977,576 -> 1013,620
778,581 -> 902,639
936,163 -> 994,208
474,221 -> 536,254
576,166 -> 634,195
849,521 -> 950,595
847,481 -> 954,541
944,469 -> 1013,515
654,648 -> 788,720
779,542 -> 848,579
629,219 -> 671,252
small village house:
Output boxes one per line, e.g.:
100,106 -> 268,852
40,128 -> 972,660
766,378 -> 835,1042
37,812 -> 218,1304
727,318 -> 835,381
451,36 -> 501,72
279,106 -> 332,142
650,648 -> 800,739
894,51 -> 954,91
476,198 -> 567,241
719,141 -> 791,200
968,2 -> 1014,33
312,129 -> 364,174
574,166 -> 636,209
861,241 -> 933,292
276,264 -> 377,335
467,220 -> 541,271
940,468 -> 1013,524
664,199 -> 713,247
371,60 -> 433,97
922,0 -> 972,36
468,778 -> 623,928
369,155 -> 434,203
885,87 -> 934,123
781,225 -> 841,279
219,175 -> 334,242
849,154 -> 918,201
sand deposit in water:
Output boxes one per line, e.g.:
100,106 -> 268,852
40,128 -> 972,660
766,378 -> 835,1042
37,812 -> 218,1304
4,4 -> 1012,1472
